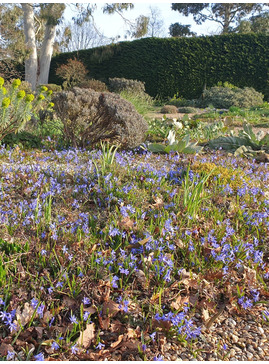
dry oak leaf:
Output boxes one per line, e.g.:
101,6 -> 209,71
14,302 -> 35,328
76,322 -> 95,349
102,300 -> 120,318
119,217 -> 134,230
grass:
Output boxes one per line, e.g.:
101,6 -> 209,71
0,138 -> 268,360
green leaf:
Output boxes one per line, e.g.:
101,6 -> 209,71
242,122 -> 259,145
259,133 -> 269,147
208,136 -> 258,151
147,143 -> 166,153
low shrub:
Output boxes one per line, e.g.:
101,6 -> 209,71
40,84 -> 62,93
160,105 -> 178,114
2,131 -> 42,149
177,106 -> 199,114
202,85 -> 264,109
108,77 -> 146,94
55,58 -> 88,89
79,79 -> 108,92
53,87 -> 148,149
0,78 -> 53,142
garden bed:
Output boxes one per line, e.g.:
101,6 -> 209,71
0,145 -> 268,360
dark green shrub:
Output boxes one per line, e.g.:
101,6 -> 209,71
52,87 -> 148,149
2,131 -> 42,149
50,34 -> 269,100
202,85 -> 264,109
79,79 -> 108,92
160,105 -> 178,114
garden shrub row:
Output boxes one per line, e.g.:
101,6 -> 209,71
49,34 -> 269,100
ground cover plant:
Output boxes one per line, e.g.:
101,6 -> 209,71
0,139 -> 268,360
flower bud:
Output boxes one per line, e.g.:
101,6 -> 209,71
2,97 -> 11,108
25,94 -> 35,103
37,94 -> 45,101
0,77 -> 4,88
12,79 -> 21,89
48,102 -> 54,108
17,90 -> 26,99
40,85 -> 48,92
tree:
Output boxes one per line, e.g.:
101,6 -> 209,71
236,12 -> 269,34
147,6 -> 165,38
55,21 -> 108,53
171,3 -> 268,34
169,23 -> 196,37
1,3 -> 150,88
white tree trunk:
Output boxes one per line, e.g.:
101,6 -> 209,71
21,3 -> 38,90
37,24 -> 57,86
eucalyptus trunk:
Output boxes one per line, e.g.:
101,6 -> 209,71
21,4 -> 38,90
37,24 -> 57,86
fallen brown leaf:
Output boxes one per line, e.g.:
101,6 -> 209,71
110,334 -> 124,348
76,323 -> 95,349
0,343 -> 14,356
102,300 -> 120,318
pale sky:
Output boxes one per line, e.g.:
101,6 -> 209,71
64,2 -> 221,42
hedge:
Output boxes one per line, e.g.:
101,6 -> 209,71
49,34 -> 269,100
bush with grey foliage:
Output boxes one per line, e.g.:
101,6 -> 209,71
53,87 -> 148,149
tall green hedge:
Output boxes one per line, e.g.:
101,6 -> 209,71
49,34 -> 269,100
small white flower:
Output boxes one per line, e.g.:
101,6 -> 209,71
167,130 -> 176,145
173,121 -> 183,130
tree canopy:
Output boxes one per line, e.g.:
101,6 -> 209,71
171,3 -> 268,34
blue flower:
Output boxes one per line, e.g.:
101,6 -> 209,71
34,352 -> 44,361
51,341 -> 59,350
71,344 -> 78,354
70,314 -> 78,324
153,355 -> 163,361
96,342 -> 105,350
6,351 -> 15,360
82,297 -> 90,305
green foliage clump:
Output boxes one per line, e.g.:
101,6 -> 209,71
79,79 -> 108,92
0,77 -> 53,142
2,131 -> 42,149
202,85 -> 264,109
41,83 -> 62,93
160,105 -> 178,114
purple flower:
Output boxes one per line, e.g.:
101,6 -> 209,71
71,344 -> 78,354
37,304 -> 45,318
51,341 -> 59,350
223,344 -> 227,350
34,352 -> 44,361
153,355 -> 163,361
70,314 -> 78,324
96,342 -> 105,350
48,287 -> 53,294
31,298 -> 39,309
62,245 -> 68,254
82,297 -> 90,305
150,332 -> 156,342
83,311 -> 90,321
56,281 -> 63,288
8,321 -> 17,333
6,351 -> 15,360
41,249 -> 47,256
0,298 -> 4,305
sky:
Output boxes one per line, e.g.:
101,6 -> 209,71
64,2 -> 221,42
